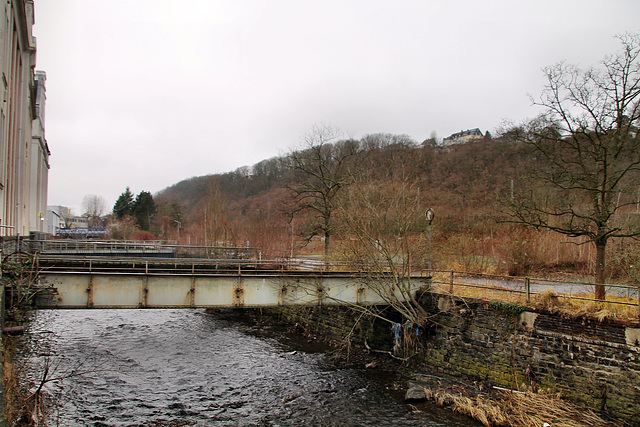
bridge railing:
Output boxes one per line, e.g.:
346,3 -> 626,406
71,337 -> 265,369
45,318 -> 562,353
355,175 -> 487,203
426,269 -> 640,319
33,255 -> 375,276
26,240 -> 263,261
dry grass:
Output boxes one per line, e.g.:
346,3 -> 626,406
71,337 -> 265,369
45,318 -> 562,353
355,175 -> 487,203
425,388 -> 619,427
427,271 -> 640,322
3,336 -> 50,426
430,282 -> 525,305
537,288 -> 562,308
536,291 -> 640,322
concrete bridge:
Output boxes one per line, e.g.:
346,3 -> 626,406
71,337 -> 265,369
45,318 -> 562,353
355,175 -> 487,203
33,256 -> 429,309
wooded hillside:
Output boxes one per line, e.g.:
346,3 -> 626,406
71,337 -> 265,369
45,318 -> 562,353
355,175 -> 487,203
151,132 -> 639,283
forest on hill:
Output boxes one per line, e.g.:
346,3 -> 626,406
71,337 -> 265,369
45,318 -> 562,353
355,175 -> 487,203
154,131 -> 508,246
108,35 -> 640,290
145,127 -> 638,284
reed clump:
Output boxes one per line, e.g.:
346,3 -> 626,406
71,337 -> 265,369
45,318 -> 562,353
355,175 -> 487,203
536,288 -> 563,309
426,388 -> 619,427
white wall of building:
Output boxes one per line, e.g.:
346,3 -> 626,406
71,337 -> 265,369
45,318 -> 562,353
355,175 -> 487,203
0,1 -> 50,237
30,71 -> 50,233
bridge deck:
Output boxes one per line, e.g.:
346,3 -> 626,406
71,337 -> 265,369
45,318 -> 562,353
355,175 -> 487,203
34,257 -> 430,309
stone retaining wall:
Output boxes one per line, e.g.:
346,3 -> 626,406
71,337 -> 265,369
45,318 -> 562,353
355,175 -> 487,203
265,305 -> 396,350
268,294 -> 640,423
418,294 -> 640,422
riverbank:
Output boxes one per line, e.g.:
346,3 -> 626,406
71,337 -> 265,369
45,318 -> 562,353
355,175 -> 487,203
2,321 -> 50,425
255,302 -> 638,426
404,374 -> 623,426
3,303 -> 636,426
0,338 -> 5,427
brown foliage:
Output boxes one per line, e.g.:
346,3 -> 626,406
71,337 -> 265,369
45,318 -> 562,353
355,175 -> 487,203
131,231 -> 157,241
151,127 -> 639,282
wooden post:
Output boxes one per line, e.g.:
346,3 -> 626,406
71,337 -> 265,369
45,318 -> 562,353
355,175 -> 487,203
525,277 -> 531,304
449,271 -> 454,295
0,248 -> 3,333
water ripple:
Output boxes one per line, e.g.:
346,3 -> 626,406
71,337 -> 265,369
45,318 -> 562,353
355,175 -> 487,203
24,309 -> 477,426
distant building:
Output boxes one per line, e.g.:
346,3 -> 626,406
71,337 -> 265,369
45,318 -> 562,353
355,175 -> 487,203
0,1 -> 50,237
46,209 -> 61,236
47,206 -> 72,235
442,128 -> 484,146
47,205 -> 107,238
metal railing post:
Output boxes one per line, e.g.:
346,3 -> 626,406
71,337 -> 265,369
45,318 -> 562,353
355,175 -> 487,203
525,277 -> 531,304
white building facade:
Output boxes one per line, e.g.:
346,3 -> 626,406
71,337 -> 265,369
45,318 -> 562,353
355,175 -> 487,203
0,1 -> 49,237
30,71 -> 50,233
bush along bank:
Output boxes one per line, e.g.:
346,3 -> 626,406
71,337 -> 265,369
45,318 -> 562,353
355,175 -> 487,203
261,294 -> 639,426
1,252 -> 49,426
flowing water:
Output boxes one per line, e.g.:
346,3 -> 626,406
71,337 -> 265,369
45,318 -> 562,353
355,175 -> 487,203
23,309 -> 478,426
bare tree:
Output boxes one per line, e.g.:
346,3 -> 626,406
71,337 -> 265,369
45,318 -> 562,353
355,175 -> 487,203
287,124 -> 363,258
334,179 -> 435,359
107,215 -> 139,240
503,34 -> 640,299
338,180 -> 430,324
202,179 -> 228,246
82,194 -> 107,227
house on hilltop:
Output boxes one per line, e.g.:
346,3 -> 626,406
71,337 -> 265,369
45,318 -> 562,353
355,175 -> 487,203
442,128 -> 484,146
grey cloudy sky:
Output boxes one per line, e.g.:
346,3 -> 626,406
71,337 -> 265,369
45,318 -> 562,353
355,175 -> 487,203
33,0 -> 639,214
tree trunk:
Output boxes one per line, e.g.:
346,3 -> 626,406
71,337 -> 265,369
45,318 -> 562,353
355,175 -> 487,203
323,213 -> 331,260
595,241 -> 606,300
324,231 -> 330,259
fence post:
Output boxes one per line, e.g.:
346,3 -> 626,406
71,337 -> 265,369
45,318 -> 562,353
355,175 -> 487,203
449,271 -> 454,295
1,248 -> 3,333
525,277 -> 531,304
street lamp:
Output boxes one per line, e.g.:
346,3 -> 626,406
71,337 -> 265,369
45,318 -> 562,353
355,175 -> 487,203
425,208 -> 435,273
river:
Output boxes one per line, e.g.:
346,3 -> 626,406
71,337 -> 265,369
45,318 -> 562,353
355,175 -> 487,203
22,309 -> 478,426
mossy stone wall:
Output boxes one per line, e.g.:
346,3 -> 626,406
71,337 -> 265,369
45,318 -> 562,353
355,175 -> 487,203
266,294 -> 640,423
264,305 -> 396,350
419,294 -> 640,423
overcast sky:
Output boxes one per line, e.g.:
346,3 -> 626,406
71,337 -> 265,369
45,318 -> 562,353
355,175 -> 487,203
33,1 -> 639,214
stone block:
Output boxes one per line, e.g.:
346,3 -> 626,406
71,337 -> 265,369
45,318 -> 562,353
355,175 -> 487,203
626,327 -> 640,347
